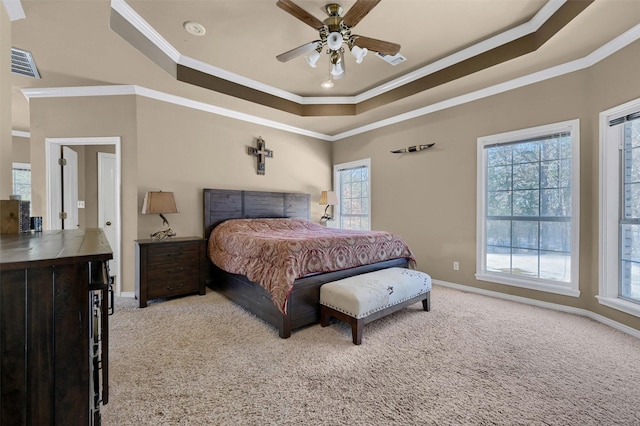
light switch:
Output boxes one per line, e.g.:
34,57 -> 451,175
77,200 -> 85,208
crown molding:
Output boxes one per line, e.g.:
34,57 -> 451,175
2,0 -> 25,21
110,0 -> 179,62
110,0 -> 567,107
21,85 -> 136,101
354,0 -> 566,103
11,130 -> 30,138
21,22 -> 640,142
21,85 -> 333,141
333,22 -> 640,140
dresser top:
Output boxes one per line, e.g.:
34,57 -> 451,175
0,229 -> 113,270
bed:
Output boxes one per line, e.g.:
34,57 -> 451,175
203,188 -> 414,338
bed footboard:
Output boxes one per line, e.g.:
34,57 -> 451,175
208,258 -> 409,338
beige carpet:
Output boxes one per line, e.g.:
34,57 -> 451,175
102,286 -> 640,425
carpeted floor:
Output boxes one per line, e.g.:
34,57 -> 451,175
102,285 -> 640,425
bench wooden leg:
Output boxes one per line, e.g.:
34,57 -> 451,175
422,292 -> 431,312
351,318 -> 364,345
320,306 -> 331,327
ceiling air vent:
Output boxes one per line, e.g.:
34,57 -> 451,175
375,52 -> 407,66
11,47 -> 40,79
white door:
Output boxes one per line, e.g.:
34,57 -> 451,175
49,145 -> 79,230
98,152 -> 119,282
62,146 -> 79,229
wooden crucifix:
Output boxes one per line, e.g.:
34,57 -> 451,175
247,136 -> 273,175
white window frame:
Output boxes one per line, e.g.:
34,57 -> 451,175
476,119 -> 581,297
333,158 -> 371,230
598,97 -> 640,318
12,162 -> 31,197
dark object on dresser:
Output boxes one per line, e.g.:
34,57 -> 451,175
0,199 -> 30,233
203,188 -> 409,339
135,237 -> 207,308
0,229 -> 113,425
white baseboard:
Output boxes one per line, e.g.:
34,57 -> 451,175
433,279 -> 640,340
118,291 -> 135,298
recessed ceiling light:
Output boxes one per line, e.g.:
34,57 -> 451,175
321,80 -> 334,89
183,21 -> 206,36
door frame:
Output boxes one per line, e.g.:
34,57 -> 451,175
45,136 -> 122,293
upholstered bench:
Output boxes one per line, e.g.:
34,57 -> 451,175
320,267 -> 432,345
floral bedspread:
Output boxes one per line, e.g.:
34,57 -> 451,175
208,218 -> 415,314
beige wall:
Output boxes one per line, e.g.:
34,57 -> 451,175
134,97 -> 331,239
29,95 -> 138,292
333,39 -> 640,332
28,95 -> 332,294
0,6 -> 11,198
12,135 -> 30,163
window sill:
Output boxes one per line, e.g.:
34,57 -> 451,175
596,296 -> 640,318
475,272 -> 580,297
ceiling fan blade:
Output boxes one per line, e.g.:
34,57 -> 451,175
276,41 -> 321,62
342,0 -> 382,28
354,35 -> 401,56
276,0 -> 325,30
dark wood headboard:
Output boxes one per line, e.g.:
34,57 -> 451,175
203,189 -> 310,238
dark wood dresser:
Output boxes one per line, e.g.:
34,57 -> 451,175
135,237 -> 206,308
0,229 -> 113,425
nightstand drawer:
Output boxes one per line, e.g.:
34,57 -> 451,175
146,258 -> 199,279
147,276 -> 200,299
146,244 -> 200,266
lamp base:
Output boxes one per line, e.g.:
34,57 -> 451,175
150,228 -> 176,240
320,215 -> 333,223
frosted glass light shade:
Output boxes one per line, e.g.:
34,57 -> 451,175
306,50 -> 321,68
327,32 -> 343,51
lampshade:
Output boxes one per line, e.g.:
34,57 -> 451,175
329,51 -> 344,78
142,191 -> 179,215
319,190 -> 338,206
326,32 -> 343,51
350,45 -> 368,64
306,50 -> 321,68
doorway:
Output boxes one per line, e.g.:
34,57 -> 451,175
45,137 -> 122,294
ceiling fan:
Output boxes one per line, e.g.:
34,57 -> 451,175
275,0 -> 401,80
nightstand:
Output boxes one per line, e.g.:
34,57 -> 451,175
135,237 -> 207,308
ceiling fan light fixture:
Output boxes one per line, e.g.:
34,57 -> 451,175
350,45 -> 368,64
330,62 -> 344,78
306,50 -> 321,68
329,50 -> 344,78
327,32 -> 343,51
275,0 -> 400,83
321,80 -> 334,89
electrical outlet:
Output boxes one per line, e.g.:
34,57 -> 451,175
453,261 -> 460,271
77,200 -> 85,209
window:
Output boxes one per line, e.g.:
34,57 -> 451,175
476,120 -> 580,296
599,98 -> 640,317
334,159 -> 371,230
12,163 -> 31,211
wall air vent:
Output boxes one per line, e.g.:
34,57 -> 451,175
375,52 -> 407,66
11,47 -> 40,79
